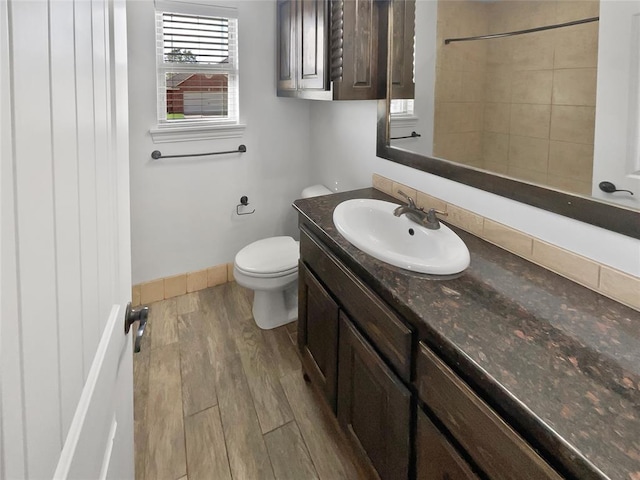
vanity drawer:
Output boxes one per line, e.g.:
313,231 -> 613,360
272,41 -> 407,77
300,226 -> 413,382
416,342 -> 562,480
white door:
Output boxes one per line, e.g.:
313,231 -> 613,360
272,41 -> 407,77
593,0 -> 640,209
1,0 -> 135,478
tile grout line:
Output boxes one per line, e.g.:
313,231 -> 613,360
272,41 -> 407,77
274,377 -> 324,480
214,403 -> 234,480
205,288 -> 234,479
176,307 -> 189,480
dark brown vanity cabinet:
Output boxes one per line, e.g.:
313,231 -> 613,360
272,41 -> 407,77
297,219 -> 563,480
338,313 -> 411,480
298,227 -> 411,479
276,0 -> 388,100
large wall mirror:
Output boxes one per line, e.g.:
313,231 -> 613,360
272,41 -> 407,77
377,0 -> 640,239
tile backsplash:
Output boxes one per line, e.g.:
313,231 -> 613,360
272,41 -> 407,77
373,173 -> 640,312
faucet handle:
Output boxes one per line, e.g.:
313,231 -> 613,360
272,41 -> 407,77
424,208 -> 448,230
428,208 -> 448,217
397,190 -> 417,208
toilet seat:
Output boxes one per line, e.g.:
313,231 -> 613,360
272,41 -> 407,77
235,264 -> 297,279
234,236 -> 299,277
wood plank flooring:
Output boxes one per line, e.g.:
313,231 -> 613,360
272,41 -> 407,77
134,282 -> 374,480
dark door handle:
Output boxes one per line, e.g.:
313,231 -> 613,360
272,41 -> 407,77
599,181 -> 634,195
124,302 -> 149,353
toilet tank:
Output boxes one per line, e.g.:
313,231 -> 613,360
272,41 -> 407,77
301,184 -> 332,198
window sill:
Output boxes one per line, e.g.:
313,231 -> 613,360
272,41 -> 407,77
149,122 -> 246,143
390,115 -> 419,128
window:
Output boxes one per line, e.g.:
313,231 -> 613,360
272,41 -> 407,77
155,3 -> 239,128
390,99 -> 415,117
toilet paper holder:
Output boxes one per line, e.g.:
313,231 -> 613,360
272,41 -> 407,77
236,196 -> 255,215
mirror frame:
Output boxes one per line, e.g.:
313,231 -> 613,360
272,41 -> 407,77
377,26 -> 640,241
377,1 -> 640,240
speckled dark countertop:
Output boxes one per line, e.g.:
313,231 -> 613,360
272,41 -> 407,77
293,188 -> 640,480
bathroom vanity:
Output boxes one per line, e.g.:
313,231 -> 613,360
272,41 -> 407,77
294,188 -> 640,480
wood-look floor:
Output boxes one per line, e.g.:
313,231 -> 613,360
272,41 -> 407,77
134,282 -> 374,480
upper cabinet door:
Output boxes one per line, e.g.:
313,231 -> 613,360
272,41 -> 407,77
333,0 -> 388,100
298,0 -> 328,90
277,0 -> 388,99
277,0 -> 297,92
391,0 -> 415,99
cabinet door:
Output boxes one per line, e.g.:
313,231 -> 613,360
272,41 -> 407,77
277,0 -> 297,92
298,263 -> 339,410
416,409 -> 480,480
338,314 -> 410,480
391,0 -> 415,99
298,0 -> 328,90
416,343 -> 562,480
333,0 -> 388,100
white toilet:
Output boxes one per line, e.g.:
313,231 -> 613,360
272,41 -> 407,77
233,185 -> 333,330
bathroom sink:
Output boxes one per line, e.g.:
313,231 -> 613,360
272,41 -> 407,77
333,199 -> 470,275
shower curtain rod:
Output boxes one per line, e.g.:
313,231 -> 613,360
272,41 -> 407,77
444,16 -> 599,45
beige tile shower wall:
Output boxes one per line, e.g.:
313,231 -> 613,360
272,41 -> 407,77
433,0 -> 488,168
483,0 -> 598,195
433,0 -> 599,195
134,262 -> 235,306
373,173 -> 640,312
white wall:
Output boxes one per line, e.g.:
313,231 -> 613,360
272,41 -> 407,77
127,0 -> 312,284
309,100 -> 640,277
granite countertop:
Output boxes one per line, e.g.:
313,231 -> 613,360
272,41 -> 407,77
293,188 -> 640,480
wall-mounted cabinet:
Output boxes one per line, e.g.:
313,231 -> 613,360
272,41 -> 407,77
277,0 -> 389,100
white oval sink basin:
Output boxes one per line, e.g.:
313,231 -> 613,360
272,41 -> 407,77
333,199 -> 470,275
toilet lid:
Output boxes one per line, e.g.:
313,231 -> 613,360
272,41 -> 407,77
235,236 -> 299,275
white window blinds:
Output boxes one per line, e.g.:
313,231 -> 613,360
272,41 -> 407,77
156,7 -> 238,124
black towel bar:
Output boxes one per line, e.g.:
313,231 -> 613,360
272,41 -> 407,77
151,144 -> 247,160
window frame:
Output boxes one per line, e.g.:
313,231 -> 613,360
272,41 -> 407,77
150,1 -> 245,142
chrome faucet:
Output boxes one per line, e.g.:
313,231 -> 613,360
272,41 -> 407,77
394,190 -> 448,230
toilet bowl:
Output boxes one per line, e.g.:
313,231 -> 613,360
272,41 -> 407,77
233,184 -> 332,329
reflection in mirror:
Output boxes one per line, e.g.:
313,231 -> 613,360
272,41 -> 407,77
389,0 -> 640,212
